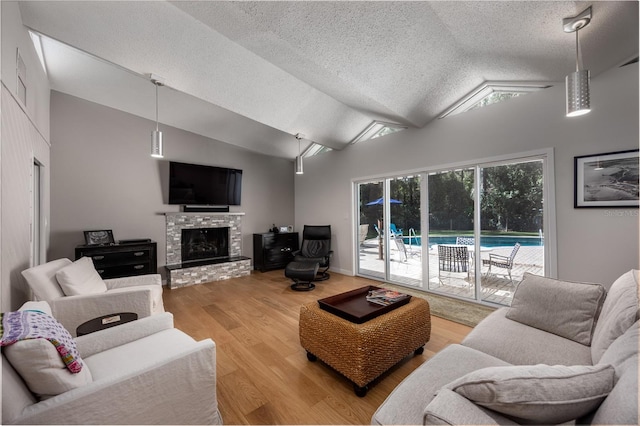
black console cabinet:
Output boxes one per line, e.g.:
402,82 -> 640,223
253,232 -> 299,272
75,241 -> 157,279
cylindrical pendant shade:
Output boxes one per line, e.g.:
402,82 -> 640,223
566,69 -> 590,117
295,155 -> 303,174
151,130 -> 163,158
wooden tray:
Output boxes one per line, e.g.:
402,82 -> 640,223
318,286 -> 411,324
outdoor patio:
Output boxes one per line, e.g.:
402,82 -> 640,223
358,238 -> 544,306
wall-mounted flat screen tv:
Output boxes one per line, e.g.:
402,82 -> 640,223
168,161 -> 242,206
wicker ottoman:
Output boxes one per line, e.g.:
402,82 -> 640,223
299,297 -> 431,396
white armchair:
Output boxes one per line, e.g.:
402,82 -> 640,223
2,301 -> 221,425
21,258 -> 164,336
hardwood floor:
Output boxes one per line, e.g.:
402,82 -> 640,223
163,270 -> 472,425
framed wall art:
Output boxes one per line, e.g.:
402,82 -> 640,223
84,230 -> 115,246
574,149 -> 639,208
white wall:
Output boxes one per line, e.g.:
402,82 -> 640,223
1,1 -> 51,311
49,91 -> 295,278
1,2 -> 50,136
295,63 -> 639,286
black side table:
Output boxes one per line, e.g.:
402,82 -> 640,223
76,312 -> 138,336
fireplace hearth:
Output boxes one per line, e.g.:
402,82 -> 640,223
182,227 -> 229,263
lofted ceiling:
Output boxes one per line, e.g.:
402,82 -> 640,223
18,1 -> 639,159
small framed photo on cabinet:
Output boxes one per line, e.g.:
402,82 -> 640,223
84,230 -> 115,246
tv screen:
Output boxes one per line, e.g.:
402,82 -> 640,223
168,161 -> 242,206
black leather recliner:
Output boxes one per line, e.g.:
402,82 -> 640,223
292,225 -> 333,281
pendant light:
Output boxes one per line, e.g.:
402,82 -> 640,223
150,75 -> 165,158
295,133 -> 304,175
564,7 -> 592,117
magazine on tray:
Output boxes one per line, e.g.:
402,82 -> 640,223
366,288 -> 408,306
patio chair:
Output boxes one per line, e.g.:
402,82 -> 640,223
482,242 -> 521,284
455,236 -> 474,245
359,224 -> 369,246
438,245 -> 470,285
394,236 -> 408,262
455,236 -> 475,265
389,223 -> 403,236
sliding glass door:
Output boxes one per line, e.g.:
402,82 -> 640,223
388,175 -> 422,285
355,151 -> 552,307
427,168 -> 475,297
356,174 -> 423,286
357,180 -> 385,280
479,160 -> 544,304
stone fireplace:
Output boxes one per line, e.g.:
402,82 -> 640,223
165,212 -> 250,289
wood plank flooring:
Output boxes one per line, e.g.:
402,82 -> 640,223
162,270 -> 472,425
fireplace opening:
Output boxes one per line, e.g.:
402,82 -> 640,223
181,227 -> 229,263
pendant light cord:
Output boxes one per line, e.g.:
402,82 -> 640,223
155,83 -> 159,132
575,30 -> 581,72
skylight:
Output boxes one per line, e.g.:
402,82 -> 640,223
350,121 -> 408,145
28,30 -> 47,75
440,82 -> 550,118
466,91 -> 524,111
302,143 -> 332,158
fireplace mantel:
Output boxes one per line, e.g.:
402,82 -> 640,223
165,212 -> 245,217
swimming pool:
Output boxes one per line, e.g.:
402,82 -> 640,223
402,235 -> 543,248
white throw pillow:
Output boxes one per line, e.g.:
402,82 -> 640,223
445,364 -> 615,424
4,338 -> 93,399
2,311 -> 93,400
55,257 -> 107,296
506,273 -> 606,345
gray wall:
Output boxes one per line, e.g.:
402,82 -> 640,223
295,63 -> 639,287
1,1 -> 51,311
49,91 -> 295,279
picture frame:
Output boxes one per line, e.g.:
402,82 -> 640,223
84,230 -> 115,246
574,149 -> 639,208
279,226 -> 289,233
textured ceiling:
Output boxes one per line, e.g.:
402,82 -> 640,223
18,1 -> 639,159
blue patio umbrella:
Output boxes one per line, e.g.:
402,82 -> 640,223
365,197 -> 402,205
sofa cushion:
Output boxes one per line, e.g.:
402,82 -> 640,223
56,257 -> 107,296
85,328 -> 195,380
19,300 -> 53,316
462,308 -> 593,366
21,258 -> 71,301
580,321 -> 639,425
1,356 -> 38,424
588,355 -> 638,425
445,364 -> 615,424
371,344 -> 510,425
591,270 -> 639,364
423,389 -> 518,425
505,273 -> 606,345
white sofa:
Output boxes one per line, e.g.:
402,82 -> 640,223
372,270 -> 639,425
2,301 -> 222,425
22,258 -> 165,336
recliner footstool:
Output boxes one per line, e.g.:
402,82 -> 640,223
285,261 -> 319,291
